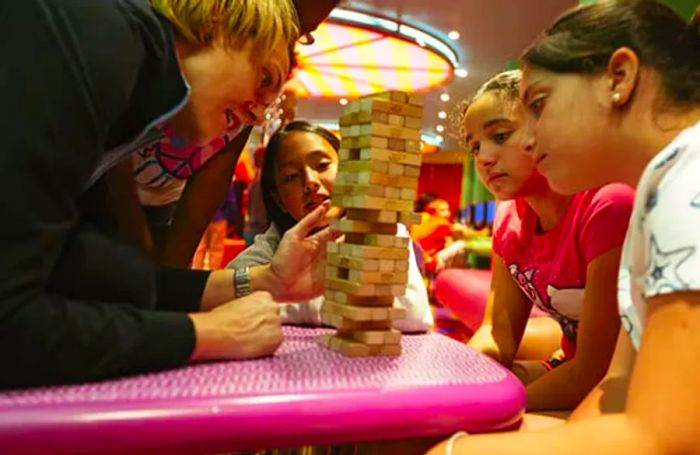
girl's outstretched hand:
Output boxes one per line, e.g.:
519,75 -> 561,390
267,205 -> 341,301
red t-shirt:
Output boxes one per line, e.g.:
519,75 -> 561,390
412,215 -> 452,256
493,184 -> 634,359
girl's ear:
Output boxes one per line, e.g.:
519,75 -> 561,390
606,47 -> 640,108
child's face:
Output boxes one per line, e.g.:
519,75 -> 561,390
435,202 -> 451,219
274,131 -> 342,223
520,65 -> 617,194
463,92 -> 548,200
171,38 -> 290,144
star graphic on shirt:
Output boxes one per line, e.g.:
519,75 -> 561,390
653,145 -> 683,170
645,234 -> 696,294
644,190 -> 658,213
691,190 -> 700,210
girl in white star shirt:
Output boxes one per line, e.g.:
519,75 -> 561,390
430,1 -> 700,454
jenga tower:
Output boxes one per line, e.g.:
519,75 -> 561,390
320,90 -> 424,357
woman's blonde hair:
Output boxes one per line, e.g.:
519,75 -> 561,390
449,69 -> 522,151
151,0 -> 299,58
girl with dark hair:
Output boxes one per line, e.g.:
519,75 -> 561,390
228,121 -> 432,331
429,1 -> 700,453
456,70 -> 634,412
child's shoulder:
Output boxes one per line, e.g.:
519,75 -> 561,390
578,183 -> 636,209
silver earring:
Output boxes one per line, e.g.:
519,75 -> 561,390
611,92 -> 622,104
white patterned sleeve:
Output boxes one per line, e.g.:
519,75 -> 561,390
643,147 -> 700,298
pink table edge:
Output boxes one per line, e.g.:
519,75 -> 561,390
0,332 -> 526,454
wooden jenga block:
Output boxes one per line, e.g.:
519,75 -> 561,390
330,218 -> 398,235
327,252 -> 379,272
331,194 -> 414,212
339,148 -> 421,166
333,183 -> 386,199
319,334 -> 370,357
405,116 -> 422,129
379,259 -> 396,272
348,269 -> 408,285
337,242 -> 408,260
338,160 -> 389,174
341,135 -> 389,150
405,140 -> 420,153
326,277 -> 405,296
384,186 -> 400,199
364,90 -> 409,104
386,138 -> 419,153
404,165 -> 420,177
376,258 -> 410,273
336,171 -> 418,189
343,123 -> 421,142
400,187 -> 417,201
338,243 -> 408,260
343,99 -> 361,114
376,343 -> 402,356
339,110 -> 389,127
407,94 -> 425,106
325,290 -> 394,307
323,301 -> 373,321
362,147 -> 421,164
388,162 -> 404,175
398,212 -> 423,225
324,301 -> 404,321
321,312 -> 392,330
355,98 -> 423,119
320,334 -> 402,357
342,329 -> 402,345
334,305 -> 405,325
346,208 -> 398,223
344,232 -> 397,248
388,114 -> 405,127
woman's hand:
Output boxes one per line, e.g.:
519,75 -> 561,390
189,291 -> 282,361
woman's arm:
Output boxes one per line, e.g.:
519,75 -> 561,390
199,206 -> 335,310
429,291 -> 700,455
468,255 -> 533,366
159,127 -> 252,267
525,247 -> 622,411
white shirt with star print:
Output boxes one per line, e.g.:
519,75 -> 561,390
618,120 -> 700,349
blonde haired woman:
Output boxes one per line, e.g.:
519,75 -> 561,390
0,0 -> 333,388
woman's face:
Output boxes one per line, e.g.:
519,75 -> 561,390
520,65 -> 619,194
172,38 -> 290,144
274,131 -> 342,223
463,92 -> 548,200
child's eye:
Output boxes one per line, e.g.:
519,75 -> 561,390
283,172 -> 300,183
260,69 -> 273,88
529,96 -> 546,118
492,131 -> 512,144
468,141 -> 480,156
316,161 -> 332,172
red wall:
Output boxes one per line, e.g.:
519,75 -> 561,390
417,163 -> 463,218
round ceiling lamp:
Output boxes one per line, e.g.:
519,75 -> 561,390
285,8 -> 458,99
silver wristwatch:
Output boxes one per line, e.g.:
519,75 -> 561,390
233,267 -> 251,297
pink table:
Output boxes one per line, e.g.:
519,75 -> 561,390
0,327 -> 525,454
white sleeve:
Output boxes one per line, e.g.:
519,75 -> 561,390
391,225 -> 433,332
644,147 -> 700,298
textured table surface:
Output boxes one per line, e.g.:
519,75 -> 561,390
0,327 -> 525,454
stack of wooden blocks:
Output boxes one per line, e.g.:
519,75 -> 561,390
320,90 -> 424,357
